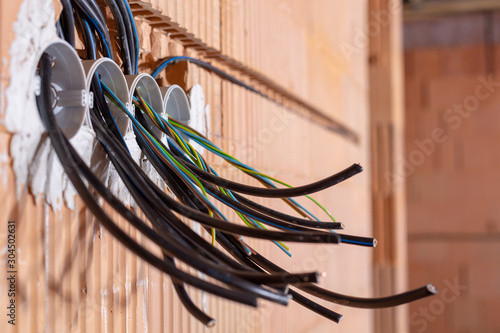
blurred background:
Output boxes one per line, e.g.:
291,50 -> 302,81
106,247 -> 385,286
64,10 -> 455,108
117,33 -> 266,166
404,1 -> 500,332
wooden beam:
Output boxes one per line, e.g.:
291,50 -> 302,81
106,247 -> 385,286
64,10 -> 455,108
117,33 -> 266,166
369,0 -> 408,332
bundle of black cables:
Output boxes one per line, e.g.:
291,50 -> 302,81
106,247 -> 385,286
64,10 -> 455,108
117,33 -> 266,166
46,0 -> 438,327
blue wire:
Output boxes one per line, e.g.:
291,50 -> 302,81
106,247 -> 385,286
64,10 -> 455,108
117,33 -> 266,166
133,97 -> 211,182
273,242 -> 292,257
205,188 -> 297,232
132,96 -> 169,133
340,239 -> 374,247
130,97 -> 226,217
98,79 -> 130,155
207,166 -> 292,256
176,127 -> 323,221
78,7 -> 113,58
152,56 -> 192,78
222,184 -> 292,256
83,19 -> 96,59
163,127 -> 292,255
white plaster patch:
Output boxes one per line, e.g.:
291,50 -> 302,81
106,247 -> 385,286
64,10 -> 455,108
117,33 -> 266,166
105,129 -> 142,208
188,84 -> 209,155
3,0 -> 97,212
63,125 -> 95,209
2,0 -> 213,221
4,0 -> 58,198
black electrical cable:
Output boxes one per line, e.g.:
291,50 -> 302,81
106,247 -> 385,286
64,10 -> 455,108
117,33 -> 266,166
183,162 -> 363,198
336,233 -> 377,248
104,0 -> 133,74
59,0 -> 76,47
172,281 -> 215,327
300,284 -> 438,309
72,0 -> 114,59
153,57 -> 264,99
220,233 -> 345,324
74,8 -> 96,60
138,134 -> 211,215
204,182 -> 340,231
231,191 -> 344,229
132,91 -> 346,227
103,137 -> 341,243
115,0 -> 137,71
90,75 -> 128,150
160,235 -> 216,326
138,146 -> 242,265
249,249 -> 438,309
131,96 -> 222,216
86,0 -> 107,27
288,289 -> 343,324
134,128 -> 287,271
91,140 -> 319,310
140,134 -> 374,247
71,92 -> 296,316
152,56 -> 358,141
133,121 -> 220,217
35,53 -> 258,307
104,147 -> 296,294
167,184 -> 345,323
162,171 -> 264,270
167,144 -> 345,230
55,20 -> 65,40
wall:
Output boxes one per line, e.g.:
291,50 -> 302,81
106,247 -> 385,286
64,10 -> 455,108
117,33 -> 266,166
1,1 -> 377,332
404,12 -> 500,333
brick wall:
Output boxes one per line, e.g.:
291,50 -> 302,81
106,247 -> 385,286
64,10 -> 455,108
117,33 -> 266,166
404,13 -> 500,333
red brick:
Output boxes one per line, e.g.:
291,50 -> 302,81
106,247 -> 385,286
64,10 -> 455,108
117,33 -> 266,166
412,48 -> 442,78
440,45 -> 487,76
492,44 -> 500,75
405,51 -> 416,79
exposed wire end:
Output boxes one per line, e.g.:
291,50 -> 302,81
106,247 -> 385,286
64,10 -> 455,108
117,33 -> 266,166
426,284 -> 439,295
338,234 -> 377,247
